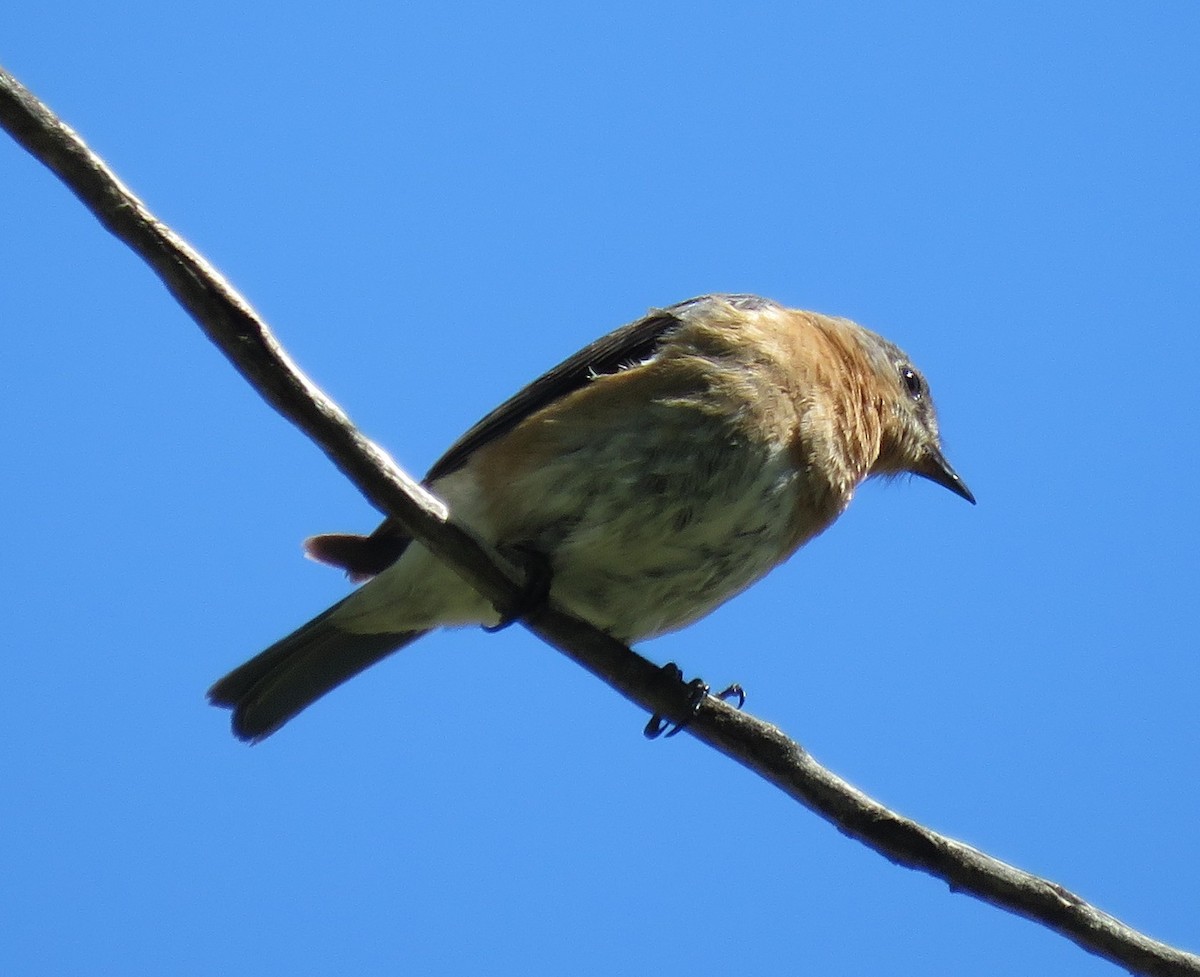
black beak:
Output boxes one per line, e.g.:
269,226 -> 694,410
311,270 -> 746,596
916,446 -> 975,504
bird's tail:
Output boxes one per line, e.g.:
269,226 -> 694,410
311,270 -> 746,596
208,598 -> 426,742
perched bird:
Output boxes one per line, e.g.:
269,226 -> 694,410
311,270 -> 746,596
209,293 -> 973,741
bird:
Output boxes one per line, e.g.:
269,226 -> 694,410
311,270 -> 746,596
209,293 -> 974,741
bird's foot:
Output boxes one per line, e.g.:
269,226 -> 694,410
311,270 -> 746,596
644,663 -> 746,739
482,545 -> 553,633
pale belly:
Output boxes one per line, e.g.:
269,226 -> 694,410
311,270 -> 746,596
463,403 -> 811,641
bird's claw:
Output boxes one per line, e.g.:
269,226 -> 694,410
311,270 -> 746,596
644,665 -> 746,739
483,545 -> 553,633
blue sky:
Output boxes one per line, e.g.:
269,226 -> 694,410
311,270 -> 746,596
2,3 -> 1197,975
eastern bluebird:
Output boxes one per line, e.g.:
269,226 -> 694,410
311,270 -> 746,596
209,294 -> 973,741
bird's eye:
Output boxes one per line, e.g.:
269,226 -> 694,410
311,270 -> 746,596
901,367 -> 924,400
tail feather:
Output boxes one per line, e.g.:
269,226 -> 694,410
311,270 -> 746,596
209,601 -> 426,742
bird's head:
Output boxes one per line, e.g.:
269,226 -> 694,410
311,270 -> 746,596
860,333 -> 975,505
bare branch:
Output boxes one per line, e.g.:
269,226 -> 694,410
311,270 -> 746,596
2,65 -> 1195,977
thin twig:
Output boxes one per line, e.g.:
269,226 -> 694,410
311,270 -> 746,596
2,65 -> 1195,977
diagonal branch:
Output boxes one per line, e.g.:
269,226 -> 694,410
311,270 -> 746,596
2,65 -> 1195,977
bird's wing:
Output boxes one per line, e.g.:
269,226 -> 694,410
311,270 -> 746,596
427,293 -> 778,481
425,307 -> 682,481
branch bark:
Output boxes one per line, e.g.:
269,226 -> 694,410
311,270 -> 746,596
2,65 -> 1195,977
